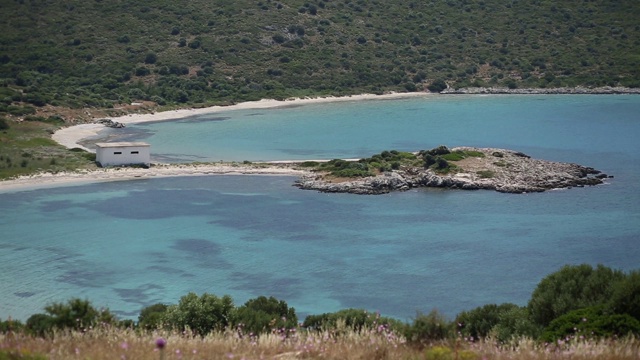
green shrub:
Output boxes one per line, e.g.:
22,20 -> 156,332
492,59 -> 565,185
528,264 -> 626,327
0,117 -> 9,130
44,298 -> 116,331
456,303 -> 520,340
138,303 -> 168,330
427,79 -> 447,92
490,305 -> 541,343
476,170 -> 495,178
299,161 -> 319,167
541,306 -> 640,342
0,318 -> 24,333
423,154 -> 436,168
25,314 -> 53,337
332,168 -> 372,177
7,105 -> 36,116
303,309 -> 403,333
233,296 -> 297,335
441,152 -> 465,161
404,310 -> 454,344
427,146 -> 451,156
162,292 -> 235,335
608,270 -> 640,320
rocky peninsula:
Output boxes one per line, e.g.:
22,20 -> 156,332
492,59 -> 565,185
294,146 -> 610,195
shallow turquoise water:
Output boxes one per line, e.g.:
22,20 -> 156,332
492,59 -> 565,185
1,95 -> 639,322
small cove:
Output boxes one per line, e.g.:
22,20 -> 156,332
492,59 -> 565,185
1,95 -> 639,321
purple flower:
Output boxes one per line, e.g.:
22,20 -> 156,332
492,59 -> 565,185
156,337 -> 167,350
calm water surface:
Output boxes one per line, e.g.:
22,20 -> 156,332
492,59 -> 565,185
1,95 -> 639,321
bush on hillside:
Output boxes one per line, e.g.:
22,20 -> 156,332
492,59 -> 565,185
404,309 -> 454,344
138,303 -> 168,330
0,318 -> 24,333
528,264 -> 626,327
233,296 -> 297,335
490,305 -> 541,343
608,270 -> 640,321
456,303 -> 520,340
427,79 -> 447,93
24,298 -> 115,336
0,117 -> 9,130
303,309 -> 403,333
162,292 -> 235,335
541,306 -> 640,342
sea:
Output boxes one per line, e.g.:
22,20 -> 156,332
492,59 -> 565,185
1,94 -> 639,322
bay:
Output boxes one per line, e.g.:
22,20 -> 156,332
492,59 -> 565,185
1,95 -> 639,322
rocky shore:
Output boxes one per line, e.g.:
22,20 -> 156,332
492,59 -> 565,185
441,86 -> 640,95
294,147 -> 611,194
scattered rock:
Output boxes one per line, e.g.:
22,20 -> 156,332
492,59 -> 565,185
95,118 -> 125,128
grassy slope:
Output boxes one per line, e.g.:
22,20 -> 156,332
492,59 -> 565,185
0,0 -> 639,111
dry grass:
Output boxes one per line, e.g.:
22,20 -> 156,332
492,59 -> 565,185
1,327 -> 638,360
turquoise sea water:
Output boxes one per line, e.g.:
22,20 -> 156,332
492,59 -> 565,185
1,95 -> 639,322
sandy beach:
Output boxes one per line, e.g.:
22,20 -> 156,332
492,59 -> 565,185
0,163 -> 310,193
4,92 -> 429,192
51,92 -> 431,151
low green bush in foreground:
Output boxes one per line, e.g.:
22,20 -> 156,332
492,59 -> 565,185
2,264 -> 638,350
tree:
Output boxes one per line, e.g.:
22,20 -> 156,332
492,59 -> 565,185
541,305 -> 640,342
144,52 -> 157,64
608,270 -> 640,321
528,264 -> 626,327
490,305 -> 541,343
303,308 -> 403,333
26,314 -> 54,337
138,303 -> 168,330
456,303 -> 520,340
404,309 -> 453,344
0,117 -> 9,130
233,296 -> 297,335
44,298 -> 116,330
162,292 -> 235,335
427,79 -> 447,92
25,298 -> 115,336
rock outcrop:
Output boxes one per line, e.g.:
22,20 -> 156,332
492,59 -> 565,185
293,147 -> 610,195
95,118 -> 126,128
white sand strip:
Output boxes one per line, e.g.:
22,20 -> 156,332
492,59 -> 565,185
0,163 -> 310,193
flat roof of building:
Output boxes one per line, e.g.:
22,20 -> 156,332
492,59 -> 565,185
95,142 -> 150,148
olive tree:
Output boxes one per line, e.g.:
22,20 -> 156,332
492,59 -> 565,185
528,264 -> 625,327
162,292 -> 234,335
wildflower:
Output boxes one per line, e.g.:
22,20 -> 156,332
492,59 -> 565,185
120,342 -> 129,350
156,338 -> 166,360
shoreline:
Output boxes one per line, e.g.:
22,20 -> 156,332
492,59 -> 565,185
0,163 -> 310,193
9,89 -> 636,192
51,92 -> 431,152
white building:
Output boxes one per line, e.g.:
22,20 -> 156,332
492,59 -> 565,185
95,142 -> 151,167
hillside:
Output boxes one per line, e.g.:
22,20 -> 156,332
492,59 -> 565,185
1,0 -> 639,116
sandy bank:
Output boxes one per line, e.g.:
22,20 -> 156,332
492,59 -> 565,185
0,163 -> 310,193
50,92 -> 431,151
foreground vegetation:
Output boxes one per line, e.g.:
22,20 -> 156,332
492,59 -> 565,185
2,264 -> 638,359
2,327 -> 639,360
1,0 -> 639,117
